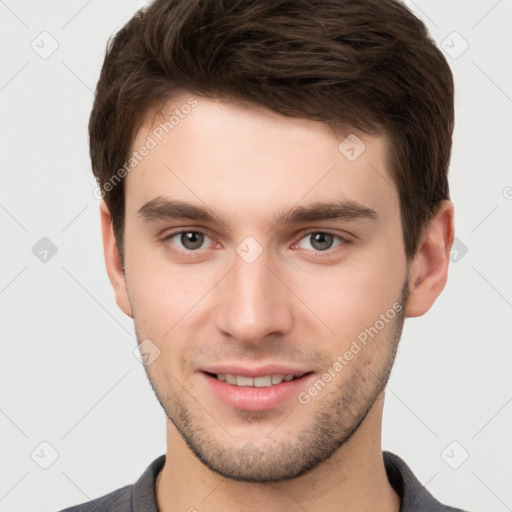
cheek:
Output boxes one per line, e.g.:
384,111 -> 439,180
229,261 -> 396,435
125,243 -> 221,334
285,248 -> 405,341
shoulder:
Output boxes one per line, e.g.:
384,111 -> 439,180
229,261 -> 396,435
57,455 -> 165,512
57,484 -> 133,512
383,451 -> 470,512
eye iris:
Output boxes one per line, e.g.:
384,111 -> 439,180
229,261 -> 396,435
310,232 -> 333,251
181,232 -> 204,250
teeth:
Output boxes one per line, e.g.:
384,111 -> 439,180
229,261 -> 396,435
254,376 -> 272,387
225,374 -> 237,385
271,374 -> 283,384
237,376 -> 254,387
216,373 -> 298,387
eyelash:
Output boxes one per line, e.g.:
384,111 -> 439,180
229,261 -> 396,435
292,232 -> 350,253
161,229 -> 352,256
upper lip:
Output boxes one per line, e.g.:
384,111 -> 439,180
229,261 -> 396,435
201,364 -> 312,378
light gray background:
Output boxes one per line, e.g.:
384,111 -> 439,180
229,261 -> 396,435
1,1 -> 511,511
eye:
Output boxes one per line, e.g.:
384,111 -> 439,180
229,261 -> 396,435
167,231 -> 212,251
296,232 -> 344,251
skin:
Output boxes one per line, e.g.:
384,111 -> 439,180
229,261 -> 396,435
100,92 -> 454,512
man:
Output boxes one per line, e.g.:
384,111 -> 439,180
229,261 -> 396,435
61,0 -> 468,510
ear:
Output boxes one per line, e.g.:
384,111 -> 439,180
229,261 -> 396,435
99,201 -> 133,318
405,200 -> 455,317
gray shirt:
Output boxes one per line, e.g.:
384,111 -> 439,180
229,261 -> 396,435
59,451 -> 468,511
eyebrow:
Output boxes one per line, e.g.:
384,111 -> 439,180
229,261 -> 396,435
275,201 -> 378,225
138,197 -> 223,224
137,197 -> 378,226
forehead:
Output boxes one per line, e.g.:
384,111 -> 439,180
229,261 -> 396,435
125,92 -> 398,225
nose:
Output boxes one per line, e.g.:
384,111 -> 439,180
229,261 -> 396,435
214,250 -> 293,346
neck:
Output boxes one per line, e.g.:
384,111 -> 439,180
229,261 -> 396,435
155,393 -> 399,512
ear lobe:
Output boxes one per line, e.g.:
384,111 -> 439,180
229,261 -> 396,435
99,201 -> 133,318
405,200 -> 455,318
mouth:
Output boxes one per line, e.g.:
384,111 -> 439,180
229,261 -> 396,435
200,369 -> 315,411
206,372 -> 309,387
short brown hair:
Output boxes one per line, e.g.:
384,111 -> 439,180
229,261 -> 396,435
89,0 -> 454,262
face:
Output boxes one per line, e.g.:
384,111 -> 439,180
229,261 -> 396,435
116,93 -> 411,482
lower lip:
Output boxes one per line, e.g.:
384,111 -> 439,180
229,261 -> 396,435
201,372 -> 313,411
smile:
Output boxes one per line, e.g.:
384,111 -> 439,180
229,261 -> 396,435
213,373 -> 302,387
